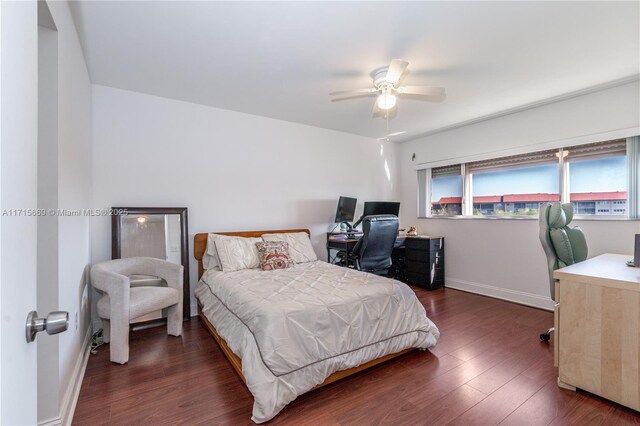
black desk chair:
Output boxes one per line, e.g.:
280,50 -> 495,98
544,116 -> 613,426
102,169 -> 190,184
349,215 -> 399,275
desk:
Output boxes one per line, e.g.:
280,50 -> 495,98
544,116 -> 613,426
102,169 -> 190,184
553,253 -> 640,411
326,233 -> 445,290
326,232 -> 362,268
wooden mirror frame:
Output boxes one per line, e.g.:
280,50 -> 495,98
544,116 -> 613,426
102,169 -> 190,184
111,207 -> 190,320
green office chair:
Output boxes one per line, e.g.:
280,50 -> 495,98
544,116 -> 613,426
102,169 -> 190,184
538,202 -> 588,342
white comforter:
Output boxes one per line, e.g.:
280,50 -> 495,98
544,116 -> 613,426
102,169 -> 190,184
195,260 -> 439,423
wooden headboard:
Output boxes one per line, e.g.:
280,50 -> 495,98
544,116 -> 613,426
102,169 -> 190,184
194,229 -> 311,279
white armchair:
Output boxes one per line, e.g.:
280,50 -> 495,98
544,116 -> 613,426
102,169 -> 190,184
91,257 -> 183,364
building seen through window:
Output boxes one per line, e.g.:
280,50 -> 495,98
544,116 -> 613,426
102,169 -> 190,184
569,156 -> 627,215
431,191 -> 627,216
471,164 -> 558,216
431,175 -> 462,216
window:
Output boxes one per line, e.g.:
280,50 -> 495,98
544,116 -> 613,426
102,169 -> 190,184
471,164 -> 558,216
565,140 -> 627,216
418,136 -> 640,219
430,165 -> 462,217
468,148 -> 559,217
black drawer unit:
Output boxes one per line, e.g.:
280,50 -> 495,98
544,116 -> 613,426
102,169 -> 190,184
400,237 -> 444,290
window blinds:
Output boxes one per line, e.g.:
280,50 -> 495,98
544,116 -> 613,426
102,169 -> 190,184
431,164 -> 461,178
564,139 -> 626,162
466,139 -> 627,174
467,149 -> 558,174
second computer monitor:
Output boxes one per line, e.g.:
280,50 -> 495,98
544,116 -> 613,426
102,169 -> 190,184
362,201 -> 400,217
352,201 -> 400,229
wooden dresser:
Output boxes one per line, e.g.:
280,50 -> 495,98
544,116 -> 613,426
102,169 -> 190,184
553,253 -> 640,411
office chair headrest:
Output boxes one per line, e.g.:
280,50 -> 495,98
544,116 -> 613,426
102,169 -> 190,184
363,214 -> 398,223
548,203 -> 574,229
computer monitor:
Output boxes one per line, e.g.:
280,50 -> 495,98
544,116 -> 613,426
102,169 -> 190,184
363,201 -> 400,217
334,196 -> 357,230
354,201 -> 400,228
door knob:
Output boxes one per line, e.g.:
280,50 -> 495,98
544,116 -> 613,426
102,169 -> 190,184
25,311 -> 69,343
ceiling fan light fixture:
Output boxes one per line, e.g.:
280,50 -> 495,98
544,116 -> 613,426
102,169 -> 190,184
328,59 -> 446,116
376,91 -> 396,110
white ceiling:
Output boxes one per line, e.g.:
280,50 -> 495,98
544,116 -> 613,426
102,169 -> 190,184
69,1 -> 639,142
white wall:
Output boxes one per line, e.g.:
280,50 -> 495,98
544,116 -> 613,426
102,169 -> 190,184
91,85 -> 398,316
398,81 -> 640,309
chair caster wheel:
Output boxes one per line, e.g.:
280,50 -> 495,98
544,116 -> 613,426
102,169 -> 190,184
540,332 -> 551,342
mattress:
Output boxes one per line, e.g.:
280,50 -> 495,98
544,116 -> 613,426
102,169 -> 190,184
195,260 -> 439,423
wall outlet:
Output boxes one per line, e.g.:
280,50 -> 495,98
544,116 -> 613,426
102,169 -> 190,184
75,312 -> 78,330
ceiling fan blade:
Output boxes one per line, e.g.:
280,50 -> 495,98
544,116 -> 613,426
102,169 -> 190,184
397,93 -> 446,102
396,86 -> 446,101
372,101 -> 382,118
385,59 -> 409,84
331,93 -> 378,102
329,88 -> 376,96
397,86 -> 445,96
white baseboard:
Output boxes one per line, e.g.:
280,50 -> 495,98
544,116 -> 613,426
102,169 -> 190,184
446,277 -> 555,311
59,325 -> 92,426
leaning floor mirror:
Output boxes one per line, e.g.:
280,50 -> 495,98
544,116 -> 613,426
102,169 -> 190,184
112,207 -> 190,323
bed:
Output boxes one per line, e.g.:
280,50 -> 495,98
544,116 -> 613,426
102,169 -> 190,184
194,229 -> 440,423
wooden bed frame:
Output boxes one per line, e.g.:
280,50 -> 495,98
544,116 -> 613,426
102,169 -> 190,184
193,229 -> 413,391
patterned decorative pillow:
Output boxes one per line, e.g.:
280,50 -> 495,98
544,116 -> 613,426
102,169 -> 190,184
255,241 -> 294,271
261,232 -> 317,263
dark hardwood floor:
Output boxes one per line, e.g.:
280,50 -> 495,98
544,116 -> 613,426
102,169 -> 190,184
73,288 -> 640,425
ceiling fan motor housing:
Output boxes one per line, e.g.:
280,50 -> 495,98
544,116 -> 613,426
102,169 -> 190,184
373,67 -> 392,89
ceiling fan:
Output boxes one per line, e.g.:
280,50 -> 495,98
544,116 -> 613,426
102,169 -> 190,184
329,59 -> 446,117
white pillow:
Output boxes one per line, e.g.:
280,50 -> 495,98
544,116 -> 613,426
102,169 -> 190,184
214,235 -> 262,272
202,234 -> 222,271
262,232 -> 317,263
